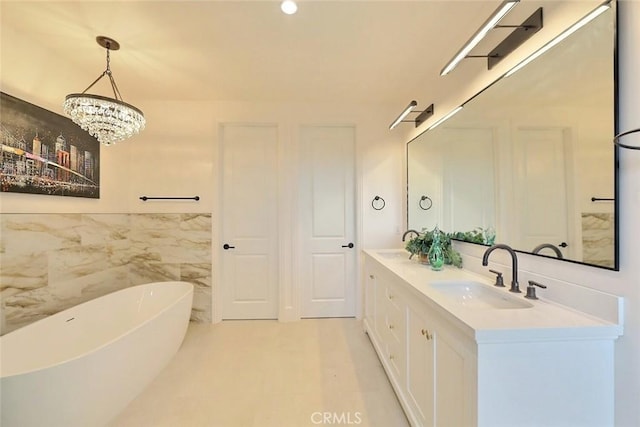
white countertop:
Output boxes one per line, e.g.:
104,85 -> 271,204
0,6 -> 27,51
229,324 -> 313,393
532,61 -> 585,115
364,249 -> 623,343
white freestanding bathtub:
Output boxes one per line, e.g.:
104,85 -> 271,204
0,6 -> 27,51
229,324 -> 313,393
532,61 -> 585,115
0,281 -> 194,427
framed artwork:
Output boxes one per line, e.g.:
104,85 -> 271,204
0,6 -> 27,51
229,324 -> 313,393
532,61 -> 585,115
1,92 -> 100,198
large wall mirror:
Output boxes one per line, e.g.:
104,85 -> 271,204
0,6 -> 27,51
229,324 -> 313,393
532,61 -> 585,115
407,1 -> 618,270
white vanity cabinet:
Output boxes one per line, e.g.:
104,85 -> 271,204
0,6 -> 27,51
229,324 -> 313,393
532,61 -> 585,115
362,251 -> 622,427
364,258 -> 476,427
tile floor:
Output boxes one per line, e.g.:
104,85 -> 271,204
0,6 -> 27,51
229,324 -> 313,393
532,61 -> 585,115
109,318 -> 410,427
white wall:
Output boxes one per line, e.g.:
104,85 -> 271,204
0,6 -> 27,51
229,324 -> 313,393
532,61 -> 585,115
612,2 -> 640,424
0,98 -> 404,241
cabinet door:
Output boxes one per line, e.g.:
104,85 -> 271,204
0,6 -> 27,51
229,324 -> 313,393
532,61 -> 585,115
434,328 -> 476,427
374,272 -> 388,342
364,265 -> 376,332
406,299 -> 477,427
406,303 -> 435,427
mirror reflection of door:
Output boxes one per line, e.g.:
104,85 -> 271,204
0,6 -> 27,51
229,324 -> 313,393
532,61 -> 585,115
442,128 -> 496,233
407,127 -> 496,236
513,127 -> 573,260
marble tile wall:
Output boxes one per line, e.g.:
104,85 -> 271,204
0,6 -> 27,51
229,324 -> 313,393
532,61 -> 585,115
581,212 -> 615,268
0,213 -> 212,335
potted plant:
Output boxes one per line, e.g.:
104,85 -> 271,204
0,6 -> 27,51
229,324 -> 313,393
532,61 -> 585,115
405,228 -> 463,268
450,226 -> 495,245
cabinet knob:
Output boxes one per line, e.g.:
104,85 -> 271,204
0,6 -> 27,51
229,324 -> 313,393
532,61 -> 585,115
389,324 -> 395,330
389,354 -> 395,360
421,329 -> 426,336
388,294 -> 394,300
369,274 -> 374,279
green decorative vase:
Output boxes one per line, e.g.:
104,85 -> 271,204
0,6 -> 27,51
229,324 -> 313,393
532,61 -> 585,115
427,226 -> 445,271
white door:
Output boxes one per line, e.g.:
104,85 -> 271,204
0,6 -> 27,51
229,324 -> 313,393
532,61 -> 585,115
221,124 -> 279,319
299,125 -> 356,318
514,127 -> 572,258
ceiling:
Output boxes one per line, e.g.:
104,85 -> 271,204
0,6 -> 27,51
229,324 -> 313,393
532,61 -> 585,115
0,1 -> 603,115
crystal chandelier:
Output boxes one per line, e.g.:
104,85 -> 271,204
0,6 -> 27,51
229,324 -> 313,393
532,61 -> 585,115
63,36 -> 145,146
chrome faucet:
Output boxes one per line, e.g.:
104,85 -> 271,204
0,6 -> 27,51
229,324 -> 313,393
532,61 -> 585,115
482,244 -> 521,293
402,229 -> 419,242
532,243 -> 564,259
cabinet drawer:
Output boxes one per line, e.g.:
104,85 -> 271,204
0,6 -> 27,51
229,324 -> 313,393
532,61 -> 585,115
386,330 -> 406,382
385,298 -> 405,344
364,269 -> 376,329
385,284 -> 402,311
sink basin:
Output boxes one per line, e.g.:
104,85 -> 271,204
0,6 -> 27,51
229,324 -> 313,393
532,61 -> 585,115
430,281 -> 533,309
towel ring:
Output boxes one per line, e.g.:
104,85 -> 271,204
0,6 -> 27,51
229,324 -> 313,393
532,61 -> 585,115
372,196 -> 385,210
419,196 -> 432,211
614,128 -> 640,150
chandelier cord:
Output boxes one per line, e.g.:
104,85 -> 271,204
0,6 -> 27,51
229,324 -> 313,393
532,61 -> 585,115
614,128 -> 640,150
78,47 -> 124,101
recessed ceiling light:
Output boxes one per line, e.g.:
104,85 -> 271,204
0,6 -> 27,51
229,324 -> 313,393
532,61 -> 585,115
281,0 -> 298,15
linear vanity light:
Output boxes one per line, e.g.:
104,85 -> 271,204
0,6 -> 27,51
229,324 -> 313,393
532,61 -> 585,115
389,100 -> 417,130
389,101 -> 434,130
485,8 -> 543,70
440,0 -> 520,76
426,106 -> 463,131
505,1 -> 611,78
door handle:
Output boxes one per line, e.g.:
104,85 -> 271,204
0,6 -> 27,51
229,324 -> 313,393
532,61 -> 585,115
342,243 -> 354,249
558,242 -> 568,248
223,243 -> 235,250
